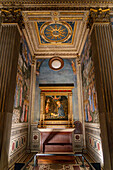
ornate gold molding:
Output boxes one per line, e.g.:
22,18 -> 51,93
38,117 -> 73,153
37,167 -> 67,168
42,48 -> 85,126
36,59 -> 45,75
0,0 -> 113,5
1,8 -> 24,29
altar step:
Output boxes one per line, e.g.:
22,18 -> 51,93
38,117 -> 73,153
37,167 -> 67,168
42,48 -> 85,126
38,120 -> 74,128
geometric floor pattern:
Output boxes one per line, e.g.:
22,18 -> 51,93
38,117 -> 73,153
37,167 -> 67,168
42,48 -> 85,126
26,163 -> 90,170
26,156 -> 90,170
9,153 -> 95,170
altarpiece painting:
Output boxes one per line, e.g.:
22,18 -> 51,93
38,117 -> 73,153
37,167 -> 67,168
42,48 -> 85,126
39,86 -> 74,127
45,95 -> 68,120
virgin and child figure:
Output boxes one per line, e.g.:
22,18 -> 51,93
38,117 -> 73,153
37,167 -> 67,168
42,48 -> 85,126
45,99 -> 65,118
56,101 -> 65,117
45,96 -> 67,119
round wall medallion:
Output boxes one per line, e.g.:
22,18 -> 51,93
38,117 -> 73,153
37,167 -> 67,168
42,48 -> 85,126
49,57 -> 64,71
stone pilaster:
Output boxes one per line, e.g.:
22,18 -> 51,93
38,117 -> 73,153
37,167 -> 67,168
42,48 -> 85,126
27,56 -> 36,151
88,8 -> 113,170
76,56 -> 82,122
40,93 -> 45,126
0,23 -> 21,169
68,93 -> 73,126
76,56 -> 86,149
30,56 -> 36,123
0,9 -> 23,169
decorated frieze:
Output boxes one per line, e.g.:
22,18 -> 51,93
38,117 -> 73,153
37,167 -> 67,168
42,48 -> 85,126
0,0 -> 113,5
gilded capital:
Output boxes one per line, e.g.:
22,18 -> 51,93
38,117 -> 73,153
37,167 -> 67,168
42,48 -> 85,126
1,8 -> 25,29
87,8 -> 110,29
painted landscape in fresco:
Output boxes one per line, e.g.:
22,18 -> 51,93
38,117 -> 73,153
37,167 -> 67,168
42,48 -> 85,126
81,36 -> 99,123
45,95 -> 68,120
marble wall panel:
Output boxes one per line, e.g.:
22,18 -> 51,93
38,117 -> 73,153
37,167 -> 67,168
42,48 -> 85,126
30,124 -> 40,152
85,123 -> 103,166
8,123 -> 28,167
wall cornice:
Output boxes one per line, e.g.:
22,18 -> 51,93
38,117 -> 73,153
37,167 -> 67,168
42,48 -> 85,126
0,1 -> 113,11
0,0 -> 113,5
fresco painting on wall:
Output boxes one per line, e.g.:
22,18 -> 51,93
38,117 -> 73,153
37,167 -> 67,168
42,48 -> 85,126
12,36 -> 31,123
45,95 -> 68,120
81,36 -> 99,123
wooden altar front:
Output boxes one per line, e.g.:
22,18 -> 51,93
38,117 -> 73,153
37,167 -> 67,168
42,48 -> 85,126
38,86 -> 75,152
38,129 -> 74,153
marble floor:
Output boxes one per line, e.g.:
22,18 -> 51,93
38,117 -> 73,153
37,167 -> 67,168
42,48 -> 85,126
10,153 -> 96,170
27,164 -> 90,170
26,154 -> 91,170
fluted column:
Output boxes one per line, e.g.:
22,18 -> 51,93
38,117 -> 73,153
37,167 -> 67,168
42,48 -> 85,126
30,57 -> 36,123
0,8 -> 23,169
89,8 -> 113,170
27,56 -> 36,151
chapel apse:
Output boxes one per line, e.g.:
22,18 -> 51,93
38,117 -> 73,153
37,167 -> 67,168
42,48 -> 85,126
34,58 -> 79,122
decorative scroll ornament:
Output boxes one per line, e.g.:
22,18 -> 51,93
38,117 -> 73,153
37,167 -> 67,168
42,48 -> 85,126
36,59 -> 45,75
87,8 -> 110,29
1,8 -> 25,29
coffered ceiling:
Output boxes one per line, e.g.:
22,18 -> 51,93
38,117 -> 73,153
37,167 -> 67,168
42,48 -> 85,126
22,10 -> 89,58
0,1 -> 112,58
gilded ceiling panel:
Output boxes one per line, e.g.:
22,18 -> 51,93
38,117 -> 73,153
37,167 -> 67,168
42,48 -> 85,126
35,21 -> 77,45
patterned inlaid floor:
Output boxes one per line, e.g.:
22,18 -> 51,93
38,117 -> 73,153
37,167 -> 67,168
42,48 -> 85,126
9,153 -> 96,170
26,155 -> 90,170
26,163 -> 90,170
